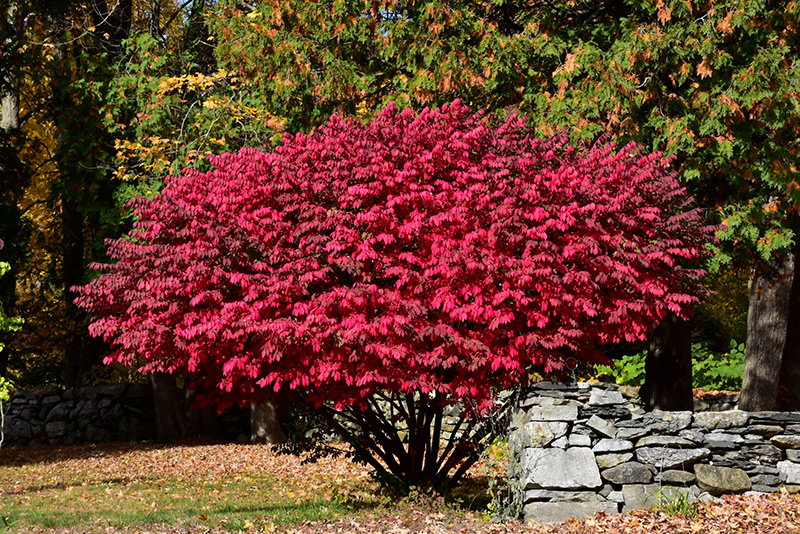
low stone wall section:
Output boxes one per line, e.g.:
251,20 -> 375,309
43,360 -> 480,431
3,384 -> 251,446
512,382 -> 800,525
3,384 -> 157,446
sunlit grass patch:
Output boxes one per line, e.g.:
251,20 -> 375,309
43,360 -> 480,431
0,442 -> 387,532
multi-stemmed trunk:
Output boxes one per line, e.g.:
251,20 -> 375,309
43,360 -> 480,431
317,391 -> 508,490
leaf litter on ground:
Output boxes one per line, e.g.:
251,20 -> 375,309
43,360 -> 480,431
2,441 -> 800,533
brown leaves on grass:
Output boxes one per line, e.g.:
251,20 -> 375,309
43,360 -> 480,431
285,493 -> 800,534
3,442 -> 800,534
0,440 -> 366,493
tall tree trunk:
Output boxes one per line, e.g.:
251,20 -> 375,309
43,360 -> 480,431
640,312 -> 694,411
150,372 -> 188,443
250,399 -> 287,444
739,256 -> 794,411
147,0 -> 161,40
61,197 -> 90,387
777,240 -> 800,410
0,0 -> 20,378
0,1 -> 18,132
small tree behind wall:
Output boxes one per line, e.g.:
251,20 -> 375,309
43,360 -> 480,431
75,101 -> 714,488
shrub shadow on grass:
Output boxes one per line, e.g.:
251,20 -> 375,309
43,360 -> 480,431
0,437 -> 225,468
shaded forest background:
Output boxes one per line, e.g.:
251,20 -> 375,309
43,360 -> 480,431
0,0 -> 798,422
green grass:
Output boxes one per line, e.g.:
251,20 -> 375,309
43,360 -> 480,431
4,475 -> 370,531
0,442 -> 483,533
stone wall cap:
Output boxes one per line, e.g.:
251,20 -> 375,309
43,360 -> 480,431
694,411 -> 750,430
528,405 -> 578,422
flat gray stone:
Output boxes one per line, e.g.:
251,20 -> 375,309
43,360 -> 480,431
705,432 -> 745,444
589,389 -> 624,406
615,419 -> 646,428
524,490 -> 603,503
778,461 -> 800,484
746,465 -> 780,475
607,490 -> 625,503
621,483 -> 661,512
551,436 -> 569,448
510,421 -> 569,449
772,435 -> 800,449
596,453 -> 634,469
571,424 -> 593,436
45,421 -> 68,438
10,420 -> 33,439
751,474 -> 782,486
522,447 -> 602,490
694,411 -> 749,430
569,434 -> 592,447
656,469 -> 696,485
705,439 -> 738,450
593,438 -> 633,453
524,501 -> 619,525
636,447 -> 710,470
640,411 -> 692,433
694,464 -> 752,495
45,403 -> 69,422
601,462 -> 653,485
751,412 -> 800,423
582,405 -> 632,420
616,427 -> 649,440
42,394 -> 61,405
678,429 -> 706,443
724,444 -> 782,463
788,449 -> 800,462
752,485 -> 779,493
586,415 -> 617,438
528,405 -> 578,422
748,425 -> 784,437
636,435 -> 695,448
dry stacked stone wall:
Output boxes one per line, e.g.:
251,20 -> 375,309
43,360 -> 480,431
512,382 -> 800,525
2,385 -> 250,446
3,384 -> 157,446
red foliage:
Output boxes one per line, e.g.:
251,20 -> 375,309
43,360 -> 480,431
75,101 -> 713,412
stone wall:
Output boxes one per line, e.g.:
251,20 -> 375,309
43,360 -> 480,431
3,384 -> 157,446
2,384 -> 251,446
512,382 -> 800,525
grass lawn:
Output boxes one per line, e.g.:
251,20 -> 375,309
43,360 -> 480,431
0,440 -> 492,533
2,440 -> 800,534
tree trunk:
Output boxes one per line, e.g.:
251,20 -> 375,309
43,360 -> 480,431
0,1 -> 18,132
640,312 -> 694,411
61,197 -> 89,388
149,372 -> 188,443
739,256 -> 794,411
777,239 -> 800,410
147,0 -> 161,40
250,400 -> 287,444
0,0 -> 20,377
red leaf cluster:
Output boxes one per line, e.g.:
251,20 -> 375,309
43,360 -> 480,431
75,101 -> 713,411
